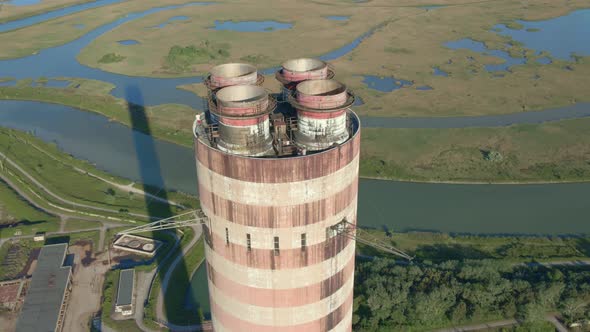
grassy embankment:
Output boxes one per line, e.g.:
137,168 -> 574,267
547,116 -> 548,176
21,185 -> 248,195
0,230 -> 100,281
357,229 -> 590,264
0,78 -> 195,147
0,126 -> 197,226
142,228 -> 205,328
0,179 -> 60,238
360,121 -> 590,183
4,78 -> 590,183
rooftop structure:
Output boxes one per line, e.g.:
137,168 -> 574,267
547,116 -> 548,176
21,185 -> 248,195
15,243 -> 72,332
194,59 -> 359,331
115,269 -> 135,316
113,234 -> 161,257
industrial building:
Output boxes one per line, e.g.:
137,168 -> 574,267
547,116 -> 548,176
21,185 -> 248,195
115,269 -> 135,316
15,243 -> 72,332
194,58 -> 360,331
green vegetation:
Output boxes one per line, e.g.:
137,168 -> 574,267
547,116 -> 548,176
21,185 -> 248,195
359,120 -> 590,183
357,230 -> 590,263
164,41 -> 230,73
98,53 -> 126,64
0,128 -> 169,221
0,230 -> 100,280
239,54 -> 272,65
164,237 -> 206,325
354,259 -> 590,331
101,269 -> 143,332
0,179 -> 59,238
144,228 -> 204,327
64,218 -> 99,231
0,239 -> 39,280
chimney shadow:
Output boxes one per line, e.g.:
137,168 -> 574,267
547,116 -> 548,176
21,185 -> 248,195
125,86 -> 203,327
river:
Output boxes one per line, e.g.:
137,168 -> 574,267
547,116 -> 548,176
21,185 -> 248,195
1,100 -> 589,235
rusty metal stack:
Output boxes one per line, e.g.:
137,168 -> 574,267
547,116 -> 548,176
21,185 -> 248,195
194,59 -> 360,332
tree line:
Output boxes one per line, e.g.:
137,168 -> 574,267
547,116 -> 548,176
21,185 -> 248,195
353,259 -> 590,331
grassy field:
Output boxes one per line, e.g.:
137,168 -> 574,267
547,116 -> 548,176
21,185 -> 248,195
0,126 -> 196,222
360,118 -> 590,183
357,229 -> 590,263
77,0 -> 394,77
64,218 -> 100,231
0,179 -> 59,238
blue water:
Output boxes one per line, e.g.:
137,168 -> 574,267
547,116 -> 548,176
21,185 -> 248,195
417,85 -> 433,91
0,0 -> 125,32
0,80 -> 16,86
8,0 -> 41,5
492,9 -> 590,61
326,16 -> 349,21
420,5 -> 446,10
211,20 -> 292,32
362,76 -> 413,92
444,38 -> 526,72
44,79 -> 70,88
433,67 -> 449,77
148,15 -> 189,28
0,2 -> 215,108
536,57 -> 552,65
118,39 -> 140,45
3,100 -> 590,235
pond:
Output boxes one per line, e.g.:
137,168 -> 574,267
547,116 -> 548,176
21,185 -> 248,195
210,20 -> 293,32
433,66 -> 449,77
444,38 -> 526,72
362,75 -> 413,92
117,40 -> 140,46
492,9 -> 590,61
326,16 -> 350,21
417,85 -> 433,91
148,15 -> 189,29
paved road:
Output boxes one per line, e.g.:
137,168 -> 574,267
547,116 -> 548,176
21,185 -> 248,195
434,319 -> 518,331
155,225 -> 204,332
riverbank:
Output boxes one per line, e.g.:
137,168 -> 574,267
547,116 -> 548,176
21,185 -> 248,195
0,126 -> 196,226
3,84 -> 590,184
357,229 -> 590,264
